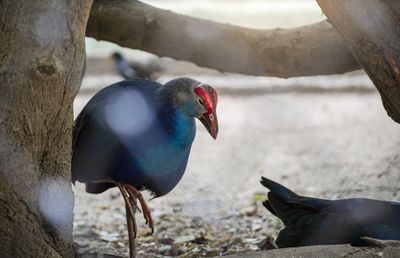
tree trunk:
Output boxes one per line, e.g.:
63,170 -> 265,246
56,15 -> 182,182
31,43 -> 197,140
86,0 -> 360,78
0,0 -> 92,257
317,0 -> 400,123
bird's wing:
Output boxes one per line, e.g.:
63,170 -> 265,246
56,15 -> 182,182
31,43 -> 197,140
323,198 -> 400,230
72,85 -> 122,183
73,105 -> 90,150
73,79 -> 160,148
72,79 -> 163,185
73,84 -> 118,150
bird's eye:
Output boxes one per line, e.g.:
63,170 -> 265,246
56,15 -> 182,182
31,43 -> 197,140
197,98 -> 205,105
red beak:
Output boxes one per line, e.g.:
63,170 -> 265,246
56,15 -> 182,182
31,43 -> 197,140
198,110 -> 218,139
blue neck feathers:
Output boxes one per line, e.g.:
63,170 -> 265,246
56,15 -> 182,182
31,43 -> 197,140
159,105 -> 196,147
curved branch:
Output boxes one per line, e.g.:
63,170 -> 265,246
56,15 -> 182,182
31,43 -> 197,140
86,0 -> 360,78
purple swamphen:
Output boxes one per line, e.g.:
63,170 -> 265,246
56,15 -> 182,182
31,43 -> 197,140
112,52 -> 163,80
72,77 -> 218,256
261,177 -> 400,247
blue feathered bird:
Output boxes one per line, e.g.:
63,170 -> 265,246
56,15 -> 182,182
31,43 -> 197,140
72,78 -> 218,256
112,52 -> 162,80
260,177 -> 400,247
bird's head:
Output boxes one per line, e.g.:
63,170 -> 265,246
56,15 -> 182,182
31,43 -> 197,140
193,84 -> 218,139
163,77 -> 219,139
111,52 -> 123,61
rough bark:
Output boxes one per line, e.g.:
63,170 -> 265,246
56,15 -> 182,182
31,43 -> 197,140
86,0 -> 360,78
317,0 -> 400,123
0,0 -> 92,257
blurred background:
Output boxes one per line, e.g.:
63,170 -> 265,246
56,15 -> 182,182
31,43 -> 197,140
74,0 -> 400,256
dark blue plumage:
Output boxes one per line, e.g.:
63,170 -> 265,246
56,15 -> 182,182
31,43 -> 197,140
72,78 -> 218,197
72,78 -> 218,257
260,177 -> 400,248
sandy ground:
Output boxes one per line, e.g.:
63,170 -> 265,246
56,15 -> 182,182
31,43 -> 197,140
73,58 -> 400,257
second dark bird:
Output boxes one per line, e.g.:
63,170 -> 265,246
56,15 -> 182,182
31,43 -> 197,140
112,52 -> 163,80
261,177 -> 400,247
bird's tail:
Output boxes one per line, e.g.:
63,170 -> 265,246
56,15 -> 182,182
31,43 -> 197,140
86,182 -> 116,194
261,177 -> 309,222
260,177 -> 297,200
260,177 -> 323,247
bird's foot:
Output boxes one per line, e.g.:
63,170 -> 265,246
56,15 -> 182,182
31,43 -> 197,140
124,184 -> 154,233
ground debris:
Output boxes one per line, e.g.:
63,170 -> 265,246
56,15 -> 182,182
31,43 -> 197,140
74,198 -> 281,257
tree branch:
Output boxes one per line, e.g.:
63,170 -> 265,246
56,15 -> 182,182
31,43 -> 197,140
317,0 -> 400,123
86,0 -> 360,78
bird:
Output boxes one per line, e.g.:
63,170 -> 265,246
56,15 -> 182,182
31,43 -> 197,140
72,77 -> 218,257
260,176 -> 400,248
112,52 -> 163,80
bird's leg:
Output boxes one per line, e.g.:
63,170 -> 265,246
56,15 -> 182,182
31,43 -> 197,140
117,183 -> 138,258
125,205 -> 137,258
124,184 -> 154,233
117,183 -> 138,237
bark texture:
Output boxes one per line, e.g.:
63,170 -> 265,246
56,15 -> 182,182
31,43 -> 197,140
86,0 -> 360,78
317,0 -> 400,123
0,0 -> 92,257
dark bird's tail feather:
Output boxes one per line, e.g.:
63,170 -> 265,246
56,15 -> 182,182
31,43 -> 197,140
262,197 -> 276,216
266,192 -> 317,227
261,177 -> 354,247
260,176 -> 298,203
